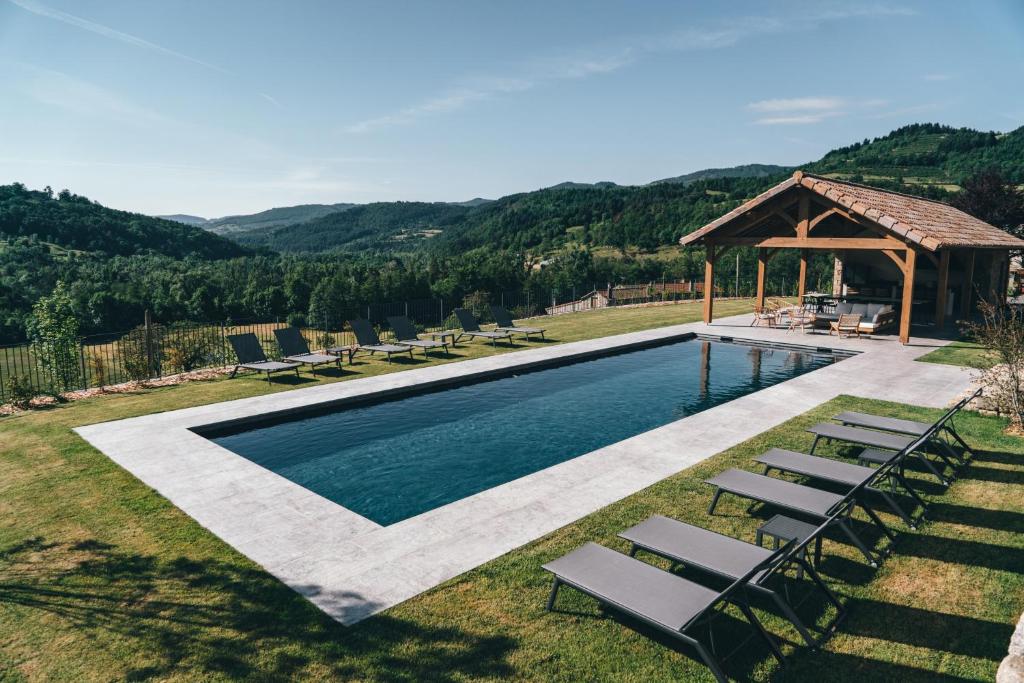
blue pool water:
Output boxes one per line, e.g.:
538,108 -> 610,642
210,338 -> 837,525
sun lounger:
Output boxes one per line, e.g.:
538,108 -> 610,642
489,305 -> 546,341
273,327 -> 342,375
226,332 -> 300,381
754,448 -> 922,528
807,423 -> 953,485
542,541 -> 786,682
332,319 -> 414,364
619,514 -> 845,647
453,308 -> 513,346
386,316 -> 449,358
705,468 -> 895,567
833,388 -> 979,464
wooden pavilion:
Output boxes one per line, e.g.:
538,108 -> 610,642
680,171 -> 1024,343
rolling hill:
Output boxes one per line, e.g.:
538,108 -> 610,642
0,183 -> 248,259
651,163 -> 791,185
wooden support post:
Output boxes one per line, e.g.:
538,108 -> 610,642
703,245 -> 716,324
796,195 -> 810,305
935,250 -> 950,328
960,249 -> 976,318
899,248 -> 917,344
756,248 -> 767,309
798,249 -> 808,305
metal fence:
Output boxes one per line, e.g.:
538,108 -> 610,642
0,280 -> 777,402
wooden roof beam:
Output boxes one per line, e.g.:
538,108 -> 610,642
708,237 -> 910,250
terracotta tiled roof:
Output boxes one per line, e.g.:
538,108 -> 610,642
680,171 -> 1024,251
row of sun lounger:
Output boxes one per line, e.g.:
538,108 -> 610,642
542,388 -> 981,682
225,307 -> 546,381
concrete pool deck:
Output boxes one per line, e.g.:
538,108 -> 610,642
74,313 -> 974,625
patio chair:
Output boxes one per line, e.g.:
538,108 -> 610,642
490,305 -> 546,340
386,315 -> 449,358
750,304 -> 778,328
619,514 -> 845,648
273,327 -> 342,376
542,541 -> 788,683
828,313 -> 862,338
333,319 -> 414,364
703,437 -> 921,567
226,332 -> 300,381
452,308 -> 514,346
832,388 -> 979,464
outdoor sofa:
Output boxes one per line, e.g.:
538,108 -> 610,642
814,301 -> 896,334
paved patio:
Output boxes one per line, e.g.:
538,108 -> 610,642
74,312 -> 974,625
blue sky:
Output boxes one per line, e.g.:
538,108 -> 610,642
1,1 -> 1022,217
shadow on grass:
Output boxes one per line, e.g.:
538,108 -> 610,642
958,465 -> 1024,485
0,537 -> 516,681
553,596 -> 775,682
778,649 -> 982,682
925,502 -> 1024,532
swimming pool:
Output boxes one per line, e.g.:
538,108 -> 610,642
208,337 -> 839,525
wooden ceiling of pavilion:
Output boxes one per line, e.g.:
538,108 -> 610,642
679,171 -> 1024,343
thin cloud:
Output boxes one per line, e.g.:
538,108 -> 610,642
756,113 -> 843,125
6,0 -> 231,75
748,97 -> 846,113
346,4 -> 914,134
259,92 -> 284,109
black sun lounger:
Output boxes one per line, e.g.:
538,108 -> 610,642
807,423 -> 954,485
705,468 -> 895,567
754,448 -> 923,528
453,308 -> 514,346
386,316 -> 449,358
227,332 -> 300,382
273,327 -> 342,376
543,541 -> 787,683
833,388 -> 980,465
332,319 -> 414,364
489,305 -> 546,341
619,514 -> 845,648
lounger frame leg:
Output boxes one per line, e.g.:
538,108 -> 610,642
834,518 -> 878,567
735,602 -> 785,665
545,578 -> 561,611
707,488 -> 724,515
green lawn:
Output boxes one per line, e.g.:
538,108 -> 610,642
918,340 -> 997,369
2,300 -> 1022,681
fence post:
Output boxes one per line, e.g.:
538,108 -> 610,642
79,341 -> 87,390
144,309 -> 155,380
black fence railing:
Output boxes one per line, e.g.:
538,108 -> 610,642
0,281 -> 782,402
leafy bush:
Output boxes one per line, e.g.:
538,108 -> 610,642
964,302 -> 1024,432
5,375 -> 36,409
118,324 -> 164,381
461,291 -> 491,321
163,324 -> 224,373
26,282 -> 82,392
287,312 -> 308,328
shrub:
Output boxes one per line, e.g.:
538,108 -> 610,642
26,282 -> 82,392
118,324 -> 165,381
87,350 -> 107,389
963,301 -> 1024,432
462,291 -> 491,321
5,375 -> 36,409
163,324 -> 223,373
286,312 -> 308,328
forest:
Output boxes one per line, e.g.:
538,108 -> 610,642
0,123 -> 1021,343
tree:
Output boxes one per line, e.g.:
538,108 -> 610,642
964,302 -> 1024,433
952,169 -> 1024,240
26,281 -> 82,392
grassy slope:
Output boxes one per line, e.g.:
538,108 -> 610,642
918,341 -> 997,369
2,300 -> 1022,681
